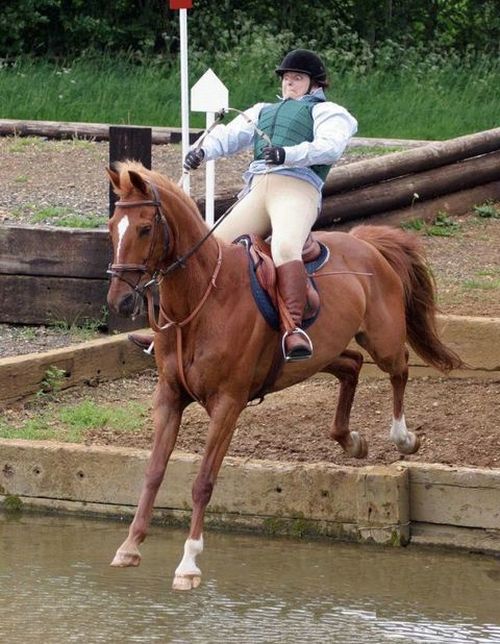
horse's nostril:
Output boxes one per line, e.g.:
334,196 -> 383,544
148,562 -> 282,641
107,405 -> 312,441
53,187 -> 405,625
118,293 -> 136,317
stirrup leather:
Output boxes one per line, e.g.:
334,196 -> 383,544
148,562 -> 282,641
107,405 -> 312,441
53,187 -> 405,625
281,328 -> 313,362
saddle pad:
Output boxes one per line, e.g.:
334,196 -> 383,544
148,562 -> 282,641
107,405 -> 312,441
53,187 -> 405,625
238,235 -> 329,331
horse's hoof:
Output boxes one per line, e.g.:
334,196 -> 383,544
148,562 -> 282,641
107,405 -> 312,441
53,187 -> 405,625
172,574 -> 201,591
344,431 -> 368,459
110,549 -> 141,567
397,432 -> 421,455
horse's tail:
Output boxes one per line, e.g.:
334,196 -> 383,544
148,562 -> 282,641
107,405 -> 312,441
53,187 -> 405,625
350,224 -> 464,373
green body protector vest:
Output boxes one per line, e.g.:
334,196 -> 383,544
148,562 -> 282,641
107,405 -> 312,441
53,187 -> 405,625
254,95 -> 331,181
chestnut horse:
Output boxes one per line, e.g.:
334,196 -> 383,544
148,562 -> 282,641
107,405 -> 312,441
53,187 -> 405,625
106,161 -> 462,590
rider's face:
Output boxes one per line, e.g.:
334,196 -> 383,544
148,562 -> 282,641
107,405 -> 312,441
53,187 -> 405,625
281,72 -> 310,99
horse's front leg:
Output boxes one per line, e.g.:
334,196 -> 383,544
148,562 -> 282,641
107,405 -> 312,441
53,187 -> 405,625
111,382 -> 185,567
172,397 -> 244,591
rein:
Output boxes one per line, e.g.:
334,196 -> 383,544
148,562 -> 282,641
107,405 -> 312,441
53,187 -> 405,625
145,241 -> 223,404
108,179 -> 224,404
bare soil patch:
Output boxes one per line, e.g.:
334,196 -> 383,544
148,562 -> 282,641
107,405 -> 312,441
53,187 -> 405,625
0,137 -> 499,470
3,371 -> 499,469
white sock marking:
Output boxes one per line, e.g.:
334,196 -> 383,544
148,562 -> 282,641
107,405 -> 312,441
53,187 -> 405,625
390,414 -> 410,448
175,536 -> 204,577
116,215 -> 129,262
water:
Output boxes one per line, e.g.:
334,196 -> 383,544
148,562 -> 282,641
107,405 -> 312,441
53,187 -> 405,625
1,514 -> 499,643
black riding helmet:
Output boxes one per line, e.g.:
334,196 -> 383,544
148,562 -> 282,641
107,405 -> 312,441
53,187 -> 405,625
275,49 -> 328,86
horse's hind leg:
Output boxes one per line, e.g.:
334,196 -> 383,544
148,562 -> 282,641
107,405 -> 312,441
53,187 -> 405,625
356,331 -> 420,455
388,348 -> 420,454
324,349 -> 368,459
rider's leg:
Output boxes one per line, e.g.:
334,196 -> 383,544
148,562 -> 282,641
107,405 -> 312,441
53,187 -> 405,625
213,175 -> 271,243
267,175 -> 320,361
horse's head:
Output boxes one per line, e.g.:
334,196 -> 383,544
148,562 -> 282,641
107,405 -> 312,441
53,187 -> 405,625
107,164 -> 170,317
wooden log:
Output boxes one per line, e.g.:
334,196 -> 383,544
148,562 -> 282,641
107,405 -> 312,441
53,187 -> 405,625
316,149 -> 500,227
324,127 -> 500,196
0,119 -> 202,144
0,274 -> 109,325
331,181 -> 500,230
0,226 -> 110,278
0,118 -> 428,149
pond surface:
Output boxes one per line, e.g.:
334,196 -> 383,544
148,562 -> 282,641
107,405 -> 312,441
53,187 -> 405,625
1,513 -> 499,643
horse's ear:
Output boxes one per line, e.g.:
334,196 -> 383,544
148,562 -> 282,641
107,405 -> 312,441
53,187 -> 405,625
128,170 -> 148,196
106,167 -> 121,191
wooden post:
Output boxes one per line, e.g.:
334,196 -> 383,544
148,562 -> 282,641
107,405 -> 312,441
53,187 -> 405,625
109,126 -> 152,216
108,126 -> 153,333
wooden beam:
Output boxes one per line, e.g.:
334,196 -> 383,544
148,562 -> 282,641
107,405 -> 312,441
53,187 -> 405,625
0,117 -> 430,149
0,226 -> 110,278
317,149 -> 500,227
0,274 -> 109,325
0,332 -> 152,405
323,127 -> 500,196
331,181 -> 500,230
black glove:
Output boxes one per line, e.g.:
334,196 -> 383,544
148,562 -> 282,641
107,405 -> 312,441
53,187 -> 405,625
263,146 -> 285,165
183,148 -> 205,171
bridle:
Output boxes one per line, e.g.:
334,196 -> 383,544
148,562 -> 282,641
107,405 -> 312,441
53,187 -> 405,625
107,182 -> 171,296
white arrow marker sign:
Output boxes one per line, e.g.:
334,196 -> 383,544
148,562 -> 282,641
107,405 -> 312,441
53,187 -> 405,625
191,69 -> 229,227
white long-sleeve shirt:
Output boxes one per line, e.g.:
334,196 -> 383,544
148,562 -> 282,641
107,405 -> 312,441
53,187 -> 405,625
197,88 -> 357,196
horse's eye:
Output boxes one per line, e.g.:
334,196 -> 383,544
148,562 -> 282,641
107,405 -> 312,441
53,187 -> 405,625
139,226 -> 152,237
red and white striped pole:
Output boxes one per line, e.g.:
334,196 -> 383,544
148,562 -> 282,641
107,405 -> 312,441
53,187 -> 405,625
169,0 -> 193,194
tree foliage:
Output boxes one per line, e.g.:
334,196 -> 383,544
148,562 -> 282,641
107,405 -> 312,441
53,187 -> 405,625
0,0 -> 498,60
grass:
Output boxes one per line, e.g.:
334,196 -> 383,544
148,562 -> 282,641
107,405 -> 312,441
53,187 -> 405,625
37,365 -> 67,397
402,212 -> 461,237
473,201 -> 500,219
0,417 -> 59,441
0,54 -> 499,139
10,203 -> 107,228
24,205 -> 107,228
462,277 -> 500,291
50,309 -> 108,339
7,136 -> 47,152
0,399 -> 148,443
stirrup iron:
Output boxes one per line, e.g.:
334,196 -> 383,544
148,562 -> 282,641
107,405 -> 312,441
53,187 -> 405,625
281,328 -> 313,363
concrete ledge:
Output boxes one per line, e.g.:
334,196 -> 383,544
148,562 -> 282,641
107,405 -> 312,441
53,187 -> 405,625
1,440 -> 499,553
402,462 -> 500,529
410,522 -> 500,556
0,439 -> 409,545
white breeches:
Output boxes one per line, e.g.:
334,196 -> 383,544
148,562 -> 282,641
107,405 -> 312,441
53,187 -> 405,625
214,173 -> 320,266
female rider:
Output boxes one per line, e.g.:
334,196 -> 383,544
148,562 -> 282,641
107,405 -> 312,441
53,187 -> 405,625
131,49 -> 357,361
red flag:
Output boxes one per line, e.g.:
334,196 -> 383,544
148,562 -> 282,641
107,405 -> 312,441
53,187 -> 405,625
169,0 -> 192,8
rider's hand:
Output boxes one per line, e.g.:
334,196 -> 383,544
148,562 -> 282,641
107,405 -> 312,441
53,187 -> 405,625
263,146 -> 285,165
183,148 -> 205,171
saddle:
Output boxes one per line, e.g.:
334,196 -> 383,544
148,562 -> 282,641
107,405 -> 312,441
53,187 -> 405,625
236,234 -> 329,331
